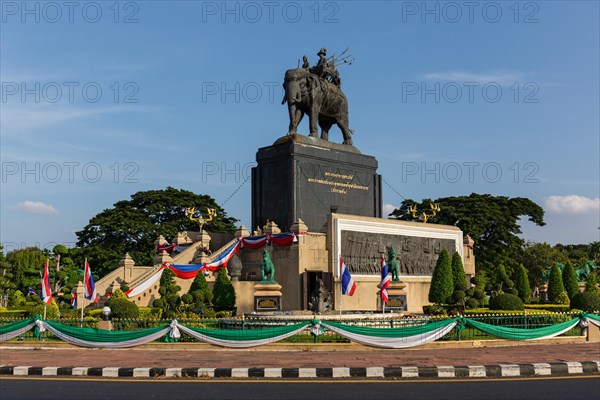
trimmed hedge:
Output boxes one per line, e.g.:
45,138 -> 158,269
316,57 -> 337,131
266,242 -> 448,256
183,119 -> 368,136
524,304 -> 571,313
570,292 -> 600,313
489,293 -> 525,311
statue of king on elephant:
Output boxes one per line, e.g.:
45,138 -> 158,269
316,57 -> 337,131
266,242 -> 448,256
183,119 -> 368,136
281,48 -> 354,145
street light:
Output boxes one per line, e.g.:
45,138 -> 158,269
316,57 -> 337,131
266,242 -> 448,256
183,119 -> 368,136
101,306 -> 111,321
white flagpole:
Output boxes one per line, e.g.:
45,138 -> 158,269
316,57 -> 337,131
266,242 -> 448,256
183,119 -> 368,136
81,258 -> 86,325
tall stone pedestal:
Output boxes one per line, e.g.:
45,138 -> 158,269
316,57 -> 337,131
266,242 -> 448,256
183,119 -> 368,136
252,134 -> 382,232
378,281 -> 408,311
253,283 -> 283,312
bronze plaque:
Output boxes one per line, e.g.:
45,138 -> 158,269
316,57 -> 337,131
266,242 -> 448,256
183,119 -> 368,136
255,296 -> 281,311
387,295 -> 407,311
341,231 -> 456,276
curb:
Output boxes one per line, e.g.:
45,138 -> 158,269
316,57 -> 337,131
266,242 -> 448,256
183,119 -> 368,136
1,361 -> 598,379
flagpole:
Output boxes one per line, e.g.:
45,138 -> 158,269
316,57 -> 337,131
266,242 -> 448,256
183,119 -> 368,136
81,258 -> 86,325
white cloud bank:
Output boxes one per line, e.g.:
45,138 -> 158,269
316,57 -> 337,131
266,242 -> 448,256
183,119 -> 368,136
13,201 -> 59,216
544,195 -> 599,215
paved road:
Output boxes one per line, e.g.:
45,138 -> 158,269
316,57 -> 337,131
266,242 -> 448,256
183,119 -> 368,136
1,376 -> 599,400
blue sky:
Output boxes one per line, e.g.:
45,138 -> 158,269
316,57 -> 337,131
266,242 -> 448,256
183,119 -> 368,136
1,0 -> 599,253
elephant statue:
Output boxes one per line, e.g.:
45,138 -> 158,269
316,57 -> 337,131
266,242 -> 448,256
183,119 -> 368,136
282,68 -> 353,145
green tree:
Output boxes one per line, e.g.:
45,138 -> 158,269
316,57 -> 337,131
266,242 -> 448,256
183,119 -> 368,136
585,272 -> 600,294
153,269 -> 182,319
517,242 -> 568,287
75,187 -> 238,276
562,261 -> 580,300
106,297 -> 139,319
515,264 -> 532,302
0,245 -> 16,307
390,194 -> 545,274
212,269 -> 236,311
188,272 -> 213,309
5,247 -> 49,293
495,264 -> 515,294
547,264 -> 566,303
428,249 -> 453,304
450,252 -> 467,292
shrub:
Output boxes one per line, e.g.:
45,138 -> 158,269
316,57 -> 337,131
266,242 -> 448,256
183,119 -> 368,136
515,264 -> 532,302
555,291 -> 570,305
428,249 -> 453,304
423,303 -> 447,316
548,264 -> 566,303
138,307 -> 162,319
111,289 -> 127,299
189,272 -> 213,306
570,292 -> 600,312
31,299 -> 60,318
465,298 -> 479,309
585,273 -> 600,294
106,298 -> 139,319
452,290 -> 466,304
212,269 -> 236,311
472,289 -> 485,301
489,293 -> 524,311
451,252 -> 467,292
562,262 -> 579,300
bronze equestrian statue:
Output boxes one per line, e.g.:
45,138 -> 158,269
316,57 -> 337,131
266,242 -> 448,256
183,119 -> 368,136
282,48 -> 353,145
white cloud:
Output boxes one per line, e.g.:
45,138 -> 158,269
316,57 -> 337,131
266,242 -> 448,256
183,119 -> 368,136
422,70 -> 525,85
383,203 -> 399,216
544,195 -> 600,215
13,201 -> 60,216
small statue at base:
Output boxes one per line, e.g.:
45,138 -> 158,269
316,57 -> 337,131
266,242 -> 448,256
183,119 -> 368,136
387,247 -> 400,282
308,277 -> 333,313
260,250 -> 277,283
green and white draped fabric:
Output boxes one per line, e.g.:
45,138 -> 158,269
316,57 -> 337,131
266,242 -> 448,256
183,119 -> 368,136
321,319 -> 459,349
585,313 -> 600,328
39,320 -> 174,348
0,318 -> 37,342
464,317 -> 580,341
176,321 -> 309,348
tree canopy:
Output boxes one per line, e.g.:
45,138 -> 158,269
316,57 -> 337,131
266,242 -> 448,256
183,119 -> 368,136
75,187 -> 238,276
389,193 -> 545,274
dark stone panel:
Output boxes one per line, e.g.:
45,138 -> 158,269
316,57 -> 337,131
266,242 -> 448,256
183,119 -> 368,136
181,368 -> 199,377
519,364 -> 536,377
248,368 -> 264,378
252,136 -> 381,232
383,367 -> 401,378
281,368 -> 299,378
56,367 -> 73,376
581,361 -> 599,374
484,365 -> 501,377
27,367 -> 43,375
316,368 -> 333,378
87,368 -> 103,377
417,366 -> 438,378
149,367 -> 166,377
349,367 -> 367,377
214,368 -> 232,378
341,231 -> 457,276
550,363 -> 569,375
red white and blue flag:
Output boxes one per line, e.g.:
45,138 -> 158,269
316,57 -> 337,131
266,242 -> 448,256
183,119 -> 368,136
71,293 -> 77,309
380,256 -> 391,305
27,287 -> 37,296
340,258 -> 356,296
84,259 -> 98,303
40,259 -> 52,304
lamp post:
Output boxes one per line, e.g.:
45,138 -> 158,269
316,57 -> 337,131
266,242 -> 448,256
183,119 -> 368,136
99,306 -> 113,331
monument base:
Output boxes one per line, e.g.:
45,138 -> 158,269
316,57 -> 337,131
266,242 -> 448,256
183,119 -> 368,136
387,281 -> 408,311
254,283 -> 283,311
252,134 -> 382,232
98,320 -> 113,331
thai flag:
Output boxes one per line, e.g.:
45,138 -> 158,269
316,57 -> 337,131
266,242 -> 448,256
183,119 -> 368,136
340,258 -> 356,296
27,287 -> 37,296
380,256 -> 391,305
40,259 -> 52,304
71,293 -> 77,309
84,259 -> 98,303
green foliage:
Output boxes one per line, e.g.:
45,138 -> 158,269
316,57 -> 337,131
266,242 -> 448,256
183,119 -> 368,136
428,249 -> 454,304
212,269 -> 236,311
0,245 -> 16,308
494,264 -> 515,293
562,262 -> 579,300
451,252 -> 467,292
390,194 -> 545,274
570,292 -> 600,312
111,289 -> 127,299
75,187 -> 238,276
9,290 -> 27,306
6,247 -> 48,293
31,299 -> 60,318
188,271 -> 213,308
137,307 -> 163,319
465,298 -> 479,309
585,272 -> 599,294
524,304 -> 570,312
554,291 -> 570,305
106,297 -> 139,319
515,264 -> 532,302
548,264 -> 566,303
489,293 -> 525,311
153,269 -> 181,319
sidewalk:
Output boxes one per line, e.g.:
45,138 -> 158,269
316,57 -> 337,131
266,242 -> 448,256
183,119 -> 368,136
1,340 -> 599,379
